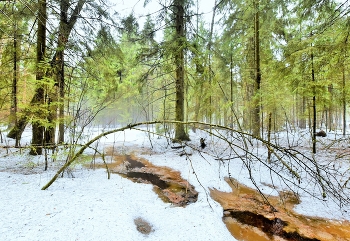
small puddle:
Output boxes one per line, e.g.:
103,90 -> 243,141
211,178 -> 350,241
93,152 -> 198,207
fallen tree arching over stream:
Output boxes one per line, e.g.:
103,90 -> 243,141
41,120 -> 350,212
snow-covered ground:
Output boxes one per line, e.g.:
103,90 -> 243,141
1,126 -> 349,241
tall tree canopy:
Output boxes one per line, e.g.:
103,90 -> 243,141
1,0 -> 350,152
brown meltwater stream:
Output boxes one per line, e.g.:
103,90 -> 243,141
210,178 -> 350,241
91,147 -> 350,240
92,151 -> 198,207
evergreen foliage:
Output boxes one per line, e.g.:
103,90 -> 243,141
0,0 -> 350,151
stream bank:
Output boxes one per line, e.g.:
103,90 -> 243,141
93,149 -> 350,240
211,178 -> 350,241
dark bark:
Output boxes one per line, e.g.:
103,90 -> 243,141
58,63 -> 65,143
7,0 -> 87,147
10,30 -> 17,127
343,64 -> 346,136
298,95 -> 306,129
311,51 -> 316,154
174,0 -> 190,141
7,115 -> 27,140
206,0 -> 217,123
230,51 -> 234,125
47,0 -> 84,144
51,0 -> 86,143
29,0 -> 47,155
342,34 -> 348,136
44,92 -> 56,146
29,89 -> 45,155
327,85 -> 334,132
10,21 -> 19,146
267,112 -> 272,163
252,0 -> 261,137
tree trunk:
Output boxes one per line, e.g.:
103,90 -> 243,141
44,85 -> 57,146
311,51 -> 316,154
10,20 -> 19,146
29,0 -> 47,155
54,0 -> 86,143
327,84 -> 334,132
267,112 -> 272,163
58,62 -> 65,143
343,63 -> 346,136
29,89 -> 45,155
174,0 -> 190,141
298,94 -> 307,129
7,0 -> 86,146
56,0 -> 69,144
206,0 -> 217,124
230,50 -> 234,126
343,34 -> 348,136
252,0 -> 261,137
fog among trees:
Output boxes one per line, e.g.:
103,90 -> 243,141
1,0 -> 349,150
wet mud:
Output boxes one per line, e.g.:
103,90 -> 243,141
94,153 -> 198,207
211,178 -> 350,241
93,147 -> 350,240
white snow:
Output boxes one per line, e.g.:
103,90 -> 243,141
1,126 -> 350,241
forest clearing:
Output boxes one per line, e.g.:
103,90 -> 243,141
1,0 -> 350,240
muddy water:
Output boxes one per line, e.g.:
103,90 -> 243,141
126,172 -> 169,189
211,178 -> 350,241
92,149 -> 350,240
93,153 -> 198,207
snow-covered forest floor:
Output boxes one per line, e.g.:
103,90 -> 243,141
1,125 -> 350,241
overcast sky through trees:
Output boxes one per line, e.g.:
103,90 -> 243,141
118,0 -> 216,30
